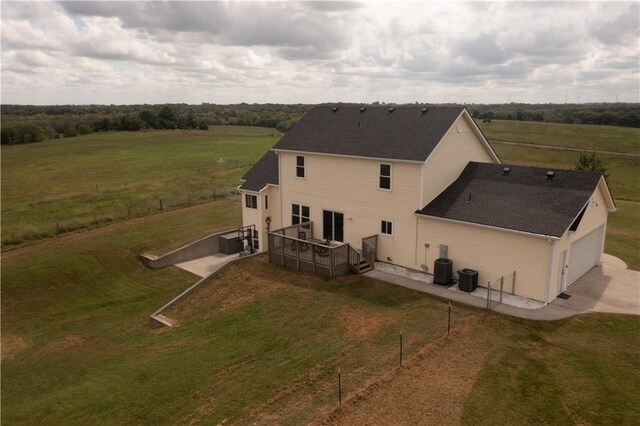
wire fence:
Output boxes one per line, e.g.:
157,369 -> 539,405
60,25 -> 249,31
230,302 -> 464,425
486,271 -> 516,310
2,185 -> 241,247
2,160 -> 257,246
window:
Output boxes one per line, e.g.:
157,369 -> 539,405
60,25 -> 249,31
245,194 -> 257,209
292,203 -> 310,225
296,155 -> 305,178
381,220 -> 393,236
379,163 -> 391,190
264,195 -> 269,210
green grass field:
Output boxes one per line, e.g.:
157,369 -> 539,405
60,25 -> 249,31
1,126 -> 278,245
478,119 -> 640,154
2,205 -> 638,424
1,120 -> 639,423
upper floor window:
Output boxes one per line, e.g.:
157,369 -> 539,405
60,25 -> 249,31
264,194 -> 269,210
245,194 -> 257,209
296,155 -> 305,178
381,220 -> 393,236
379,163 -> 391,190
292,203 -> 310,225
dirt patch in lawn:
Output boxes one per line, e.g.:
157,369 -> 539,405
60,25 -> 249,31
42,334 -> 86,353
166,262 -> 290,322
1,334 -> 30,361
338,306 -> 391,338
329,321 -> 501,425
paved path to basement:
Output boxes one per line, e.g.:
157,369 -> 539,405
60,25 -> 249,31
175,252 -> 239,278
366,254 -> 639,321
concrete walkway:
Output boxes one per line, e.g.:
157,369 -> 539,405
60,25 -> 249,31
175,252 -> 239,278
365,254 -> 639,321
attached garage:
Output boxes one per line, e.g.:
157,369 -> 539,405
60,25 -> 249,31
567,225 -> 604,285
416,162 -> 616,303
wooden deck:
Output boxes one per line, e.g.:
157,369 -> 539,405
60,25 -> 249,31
267,222 -> 376,278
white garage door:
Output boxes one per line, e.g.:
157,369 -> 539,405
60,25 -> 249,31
567,226 -> 603,285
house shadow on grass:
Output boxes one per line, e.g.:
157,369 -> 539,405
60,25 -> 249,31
263,262 -> 438,309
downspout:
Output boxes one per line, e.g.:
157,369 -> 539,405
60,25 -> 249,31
277,151 -> 283,231
414,216 -> 419,266
544,238 -> 556,304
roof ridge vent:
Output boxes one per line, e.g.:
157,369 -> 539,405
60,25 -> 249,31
546,171 -> 555,181
388,107 -> 395,113
502,167 -> 511,176
421,108 -> 429,114
332,107 -> 339,113
359,107 -> 366,112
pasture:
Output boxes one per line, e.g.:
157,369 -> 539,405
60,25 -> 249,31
1,126 -> 278,245
478,119 -> 640,155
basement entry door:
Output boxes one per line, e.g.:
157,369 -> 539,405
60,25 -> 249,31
567,225 -> 604,286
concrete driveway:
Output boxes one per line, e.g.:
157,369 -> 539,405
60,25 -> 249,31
551,254 -> 640,316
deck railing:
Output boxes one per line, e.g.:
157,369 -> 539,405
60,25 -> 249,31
267,222 -> 351,278
362,234 -> 378,266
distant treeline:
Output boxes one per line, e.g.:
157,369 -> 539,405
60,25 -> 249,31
1,102 -> 638,145
467,103 -> 640,127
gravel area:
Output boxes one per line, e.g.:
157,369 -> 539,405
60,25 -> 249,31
375,261 -> 545,310
374,262 -> 433,284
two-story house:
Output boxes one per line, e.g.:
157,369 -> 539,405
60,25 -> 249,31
238,106 -> 615,304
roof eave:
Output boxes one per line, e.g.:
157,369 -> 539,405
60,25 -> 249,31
462,108 -> 501,164
414,211 -> 562,240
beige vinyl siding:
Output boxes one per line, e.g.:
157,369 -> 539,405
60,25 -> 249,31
549,182 -> 610,298
417,217 -> 551,301
261,186 -> 281,249
421,114 -> 498,207
241,192 -> 261,250
240,186 -> 282,253
278,151 -> 422,269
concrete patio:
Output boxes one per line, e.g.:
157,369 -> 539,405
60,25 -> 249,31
366,254 -> 639,321
175,252 -> 240,277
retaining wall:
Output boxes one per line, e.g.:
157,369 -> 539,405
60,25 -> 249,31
141,229 -> 237,269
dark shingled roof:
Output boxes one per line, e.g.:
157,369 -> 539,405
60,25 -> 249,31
417,162 -> 603,237
239,150 -> 278,192
273,106 -> 465,161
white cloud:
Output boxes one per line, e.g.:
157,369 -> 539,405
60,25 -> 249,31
1,1 -> 638,104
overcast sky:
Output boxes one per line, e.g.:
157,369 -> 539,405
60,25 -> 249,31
1,1 -> 638,105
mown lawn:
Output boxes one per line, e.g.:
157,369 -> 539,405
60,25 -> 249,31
494,143 -> 640,270
1,126 -> 277,245
478,119 -> 640,154
2,200 -> 638,425
0,199 -> 470,424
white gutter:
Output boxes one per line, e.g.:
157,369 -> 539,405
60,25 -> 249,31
414,212 -> 562,240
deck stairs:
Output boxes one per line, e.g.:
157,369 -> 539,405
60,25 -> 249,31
351,247 -> 374,274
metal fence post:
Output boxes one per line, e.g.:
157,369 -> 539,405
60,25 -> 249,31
500,276 -> 504,303
338,368 -> 342,406
486,281 -> 490,310
512,271 -> 516,295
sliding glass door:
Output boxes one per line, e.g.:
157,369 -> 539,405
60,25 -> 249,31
322,210 -> 344,242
